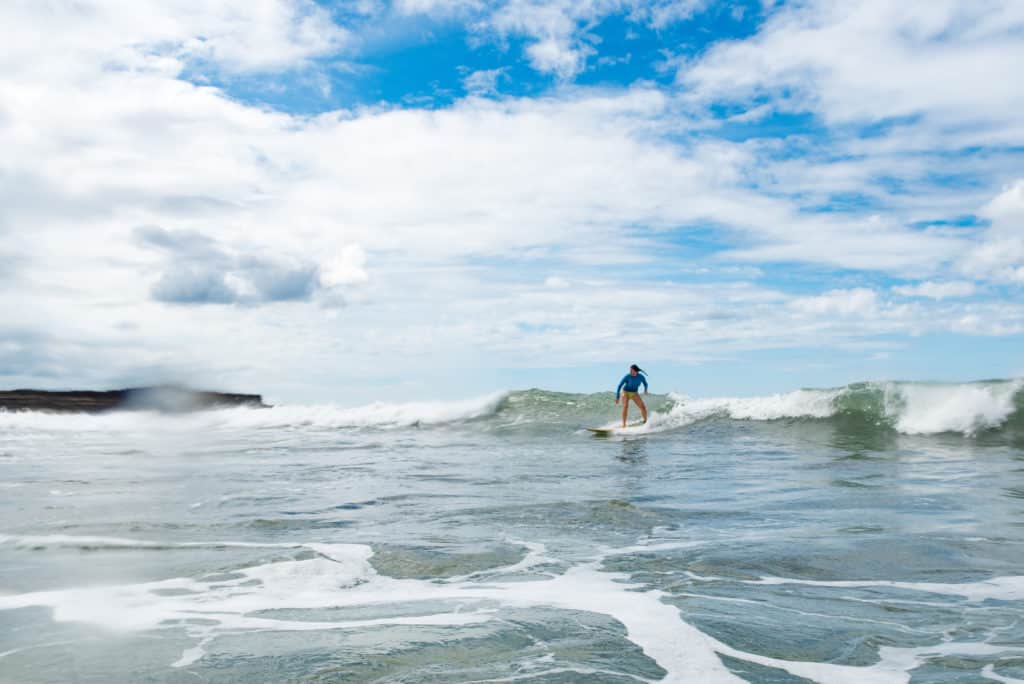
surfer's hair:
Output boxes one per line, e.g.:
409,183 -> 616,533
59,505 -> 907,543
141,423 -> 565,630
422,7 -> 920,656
630,364 -> 644,374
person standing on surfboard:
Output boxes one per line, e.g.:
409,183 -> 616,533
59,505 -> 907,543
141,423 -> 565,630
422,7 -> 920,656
615,364 -> 648,427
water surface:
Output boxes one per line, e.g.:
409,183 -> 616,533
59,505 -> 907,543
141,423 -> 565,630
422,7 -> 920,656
2,382 -> 1023,682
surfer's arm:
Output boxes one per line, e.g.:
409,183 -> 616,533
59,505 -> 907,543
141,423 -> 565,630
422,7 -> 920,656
615,376 -> 627,400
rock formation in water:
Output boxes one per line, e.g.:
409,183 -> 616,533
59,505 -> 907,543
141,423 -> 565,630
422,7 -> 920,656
0,386 -> 268,413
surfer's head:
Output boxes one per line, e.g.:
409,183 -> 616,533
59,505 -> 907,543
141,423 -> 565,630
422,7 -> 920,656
629,364 -> 643,375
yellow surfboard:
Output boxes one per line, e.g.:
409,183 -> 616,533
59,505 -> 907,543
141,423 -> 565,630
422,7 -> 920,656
586,422 -> 645,435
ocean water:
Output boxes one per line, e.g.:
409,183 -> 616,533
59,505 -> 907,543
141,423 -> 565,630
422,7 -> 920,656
1,380 -> 1023,683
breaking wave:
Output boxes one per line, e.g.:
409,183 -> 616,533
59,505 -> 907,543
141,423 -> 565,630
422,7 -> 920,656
659,379 -> 1024,436
2,380 -> 1022,438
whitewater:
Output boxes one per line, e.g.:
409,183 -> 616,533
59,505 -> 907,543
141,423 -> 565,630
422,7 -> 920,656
1,379 -> 1023,683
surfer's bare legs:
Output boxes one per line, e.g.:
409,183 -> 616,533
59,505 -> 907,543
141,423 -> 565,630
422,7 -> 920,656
635,394 -> 648,424
617,393 -> 647,427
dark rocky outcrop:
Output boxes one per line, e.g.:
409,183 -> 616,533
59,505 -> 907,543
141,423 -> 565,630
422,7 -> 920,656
0,386 -> 268,413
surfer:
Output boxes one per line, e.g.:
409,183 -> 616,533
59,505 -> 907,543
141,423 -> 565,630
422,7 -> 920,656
615,364 -> 649,427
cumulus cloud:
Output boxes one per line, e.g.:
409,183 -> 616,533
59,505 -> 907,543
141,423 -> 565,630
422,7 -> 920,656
135,227 -> 360,305
487,1 -> 601,80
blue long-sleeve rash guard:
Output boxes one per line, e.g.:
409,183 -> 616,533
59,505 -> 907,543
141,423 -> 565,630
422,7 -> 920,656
616,373 -> 648,399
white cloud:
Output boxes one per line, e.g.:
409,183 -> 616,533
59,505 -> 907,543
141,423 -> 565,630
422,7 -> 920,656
320,246 -> 369,288
462,67 -> 507,95
134,227 -> 339,305
0,0 -> 350,78
679,0 -> 1024,147
721,214 -> 967,274
544,276 -> 570,288
524,37 -> 591,79
641,0 -> 708,29
982,179 -> 1024,227
488,0 -> 604,80
893,281 -> 976,300
959,181 -> 1024,284
951,311 -> 1024,336
664,1 -> 1024,288
394,0 -> 484,14
790,288 -> 879,317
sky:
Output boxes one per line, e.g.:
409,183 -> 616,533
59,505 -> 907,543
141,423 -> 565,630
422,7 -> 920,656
1,0 -> 1023,404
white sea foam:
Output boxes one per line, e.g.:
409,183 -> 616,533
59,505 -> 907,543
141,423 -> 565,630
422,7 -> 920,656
0,543 -> 741,681
982,663 -> 1024,683
2,537 -> 1021,682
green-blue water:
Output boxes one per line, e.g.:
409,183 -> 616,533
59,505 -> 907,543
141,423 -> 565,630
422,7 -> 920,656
1,381 -> 1023,683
